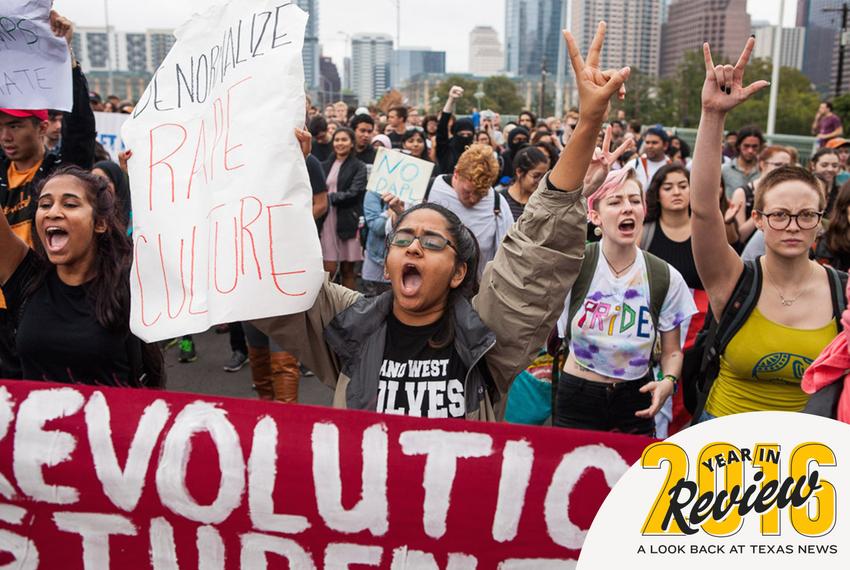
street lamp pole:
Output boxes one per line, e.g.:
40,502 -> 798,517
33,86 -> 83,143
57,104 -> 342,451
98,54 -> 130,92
104,0 -> 114,96
767,0 -> 784,137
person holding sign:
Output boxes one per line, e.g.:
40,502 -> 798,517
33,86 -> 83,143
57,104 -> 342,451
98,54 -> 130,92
0,166 -> 157,387
256,22 -> 630,420
0,10 -> 96,379
320,127 -> 367,290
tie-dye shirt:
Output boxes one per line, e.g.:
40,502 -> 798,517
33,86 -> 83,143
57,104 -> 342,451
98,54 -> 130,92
556,247 -> 697,381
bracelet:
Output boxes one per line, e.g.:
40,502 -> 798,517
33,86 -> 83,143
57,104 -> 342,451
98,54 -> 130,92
657,374 -> 678,394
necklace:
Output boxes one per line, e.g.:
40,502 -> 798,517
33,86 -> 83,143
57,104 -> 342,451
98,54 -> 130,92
601,247 -> 637,277
764,262 -> 813,307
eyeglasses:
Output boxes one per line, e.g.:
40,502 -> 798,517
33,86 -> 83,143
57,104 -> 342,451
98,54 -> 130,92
389,230 -> 456,252
756,210 -> 823,230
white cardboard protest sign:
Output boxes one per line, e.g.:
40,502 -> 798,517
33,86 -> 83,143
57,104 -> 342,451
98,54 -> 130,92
121,0 -> 323,343
367,147 -> 435,204
0,0 -> 72,111
94,111 -> 129,161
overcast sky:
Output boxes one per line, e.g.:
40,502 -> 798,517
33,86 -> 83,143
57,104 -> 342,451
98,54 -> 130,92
53,0 -> 797,73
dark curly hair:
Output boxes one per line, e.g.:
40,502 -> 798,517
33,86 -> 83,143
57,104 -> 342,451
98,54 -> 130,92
30,166 -> 132,333
644,164 -> 690,223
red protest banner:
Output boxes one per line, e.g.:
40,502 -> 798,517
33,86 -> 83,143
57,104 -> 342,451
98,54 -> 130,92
0,380 -> 652,568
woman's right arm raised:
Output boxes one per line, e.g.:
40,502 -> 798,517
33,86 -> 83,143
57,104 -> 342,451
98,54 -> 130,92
0,213 -> 28,286
691,38 -> 768,317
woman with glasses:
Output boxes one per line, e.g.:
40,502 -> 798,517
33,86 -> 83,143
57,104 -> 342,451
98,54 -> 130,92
500,146 -> 550,220
729,145 -> 795,247
255,23 -> 626,420
690,38 -> 844,421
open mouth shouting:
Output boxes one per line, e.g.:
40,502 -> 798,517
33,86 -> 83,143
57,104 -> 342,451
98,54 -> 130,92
44,226 -> 70,254
618,218 -> 636,236
401,263 -> 423,297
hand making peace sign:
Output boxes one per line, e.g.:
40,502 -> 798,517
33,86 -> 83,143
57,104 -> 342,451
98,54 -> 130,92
701,37 -> 770,115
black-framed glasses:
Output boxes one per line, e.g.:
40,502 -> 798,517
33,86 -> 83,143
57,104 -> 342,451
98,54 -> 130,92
389,230 -> 456,252
756,210 -> 823,230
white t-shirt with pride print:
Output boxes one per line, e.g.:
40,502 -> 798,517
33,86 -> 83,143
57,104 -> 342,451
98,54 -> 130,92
557,247 -> 698,381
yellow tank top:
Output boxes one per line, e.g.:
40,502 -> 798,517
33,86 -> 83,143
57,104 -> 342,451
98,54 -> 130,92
705,307 -> 837,417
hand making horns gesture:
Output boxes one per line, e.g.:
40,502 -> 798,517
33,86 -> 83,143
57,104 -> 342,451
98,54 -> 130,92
563,22 -> 630,121
702,37 -> 770,114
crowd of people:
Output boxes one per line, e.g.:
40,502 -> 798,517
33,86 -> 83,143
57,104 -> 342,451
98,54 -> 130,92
3,13 -> 850,434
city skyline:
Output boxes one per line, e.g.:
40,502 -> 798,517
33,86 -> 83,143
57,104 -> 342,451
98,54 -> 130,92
54,0 -> 796,75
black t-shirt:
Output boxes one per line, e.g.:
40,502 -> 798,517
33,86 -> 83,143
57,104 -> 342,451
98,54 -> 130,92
377,313 -> 468,418
311,141 -> 333,162
356,146 -> 377,165
387,131 -> 404,149
500,188 -> 526,220
306,154 -> 327,196
1,250 -> 131,385
647,224 -> 703,290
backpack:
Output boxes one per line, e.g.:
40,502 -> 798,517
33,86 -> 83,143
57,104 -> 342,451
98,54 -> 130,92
550,242 -> 671,411
687,259 -> 848,419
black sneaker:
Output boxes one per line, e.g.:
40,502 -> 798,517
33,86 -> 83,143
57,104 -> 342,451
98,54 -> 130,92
178,338 -> 198,363
223,350 -> 248,372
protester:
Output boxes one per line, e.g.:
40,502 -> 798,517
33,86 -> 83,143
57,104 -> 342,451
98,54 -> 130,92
500,146 -> 549,220
435,86 -> 475,175
667,136 -> 692,168
729,145 -> 794,246
91,160 -> 132,229
401,128 -> 429,161
308,115 -> 333,162
0,167 -> 156,387
534,141 -> 560,170
630,126 -> 672,191
722,130 -> 738,160
44,110 -> 63,151
812,101 -> 844,148
425,144 -> 514,271
0,10 -> 96,380
518,110 -> 537,131
814,180 -> 850,272
499,126 -> 531,182
333,101 -> 349,124
721,125 -> 763,197
690,38 -> 846,422
828,137 -> 850,186
386,106 -> 408,148
810,147 -> 841,217
255,21 -> 626,420
320,127 -> 366,290
362,191 -> 405,296
351,114 -> 377,165
554,161 -> 697,436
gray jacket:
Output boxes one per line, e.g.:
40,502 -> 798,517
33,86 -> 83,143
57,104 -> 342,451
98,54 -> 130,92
254,173 -> 587,420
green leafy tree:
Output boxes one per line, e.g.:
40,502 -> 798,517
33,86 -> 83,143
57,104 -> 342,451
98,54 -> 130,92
481,76 -> 525,114
434,76 -> 480,114
831,92 -> 850,133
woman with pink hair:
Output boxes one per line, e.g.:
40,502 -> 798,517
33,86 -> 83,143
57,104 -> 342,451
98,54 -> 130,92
554,145 -> 698,436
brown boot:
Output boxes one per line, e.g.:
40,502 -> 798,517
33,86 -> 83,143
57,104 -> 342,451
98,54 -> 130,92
248,347 -> 273,400
270,351 -> 300,403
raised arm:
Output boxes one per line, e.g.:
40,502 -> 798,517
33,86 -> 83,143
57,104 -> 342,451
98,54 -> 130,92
475,21 -> 631,394
691,38 -> 768,318
0,212 -> 29,286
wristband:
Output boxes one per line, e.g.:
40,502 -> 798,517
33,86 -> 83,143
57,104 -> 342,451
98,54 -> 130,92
658,374 -> 678,394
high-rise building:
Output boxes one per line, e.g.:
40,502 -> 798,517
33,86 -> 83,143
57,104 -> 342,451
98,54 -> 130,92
570,0 -> 662,76
295,0 -> 320,89
73,27 -> 175,75
319,56 -> 341,105
797,0 -> 848,94
351,33 -> 394,104
393,49 -> 446,86
660,0 -> 751,77
469,26 -> 504,76
753,26 -> 806,71
504,0 -> 563,77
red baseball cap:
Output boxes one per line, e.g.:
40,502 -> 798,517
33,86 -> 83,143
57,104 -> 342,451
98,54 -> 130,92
0,109 -> 49,121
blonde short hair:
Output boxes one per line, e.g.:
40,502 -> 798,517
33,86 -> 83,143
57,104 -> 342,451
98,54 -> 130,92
454,143 -> 500,192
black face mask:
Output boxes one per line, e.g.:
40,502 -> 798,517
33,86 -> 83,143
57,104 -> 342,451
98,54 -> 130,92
508,138 -> 527,154
452,134 -> 474,153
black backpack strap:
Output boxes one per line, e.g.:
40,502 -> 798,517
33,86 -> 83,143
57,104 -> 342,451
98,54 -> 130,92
692,260 -> 760,420
493,190 -> 501,216
826,266 -> 848,331
643,250 -> 671,328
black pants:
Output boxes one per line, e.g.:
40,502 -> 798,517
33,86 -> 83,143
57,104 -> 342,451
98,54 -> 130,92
555,371 -> 655,436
